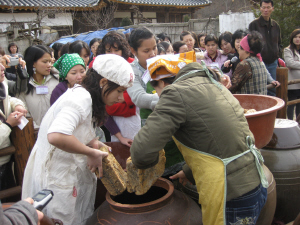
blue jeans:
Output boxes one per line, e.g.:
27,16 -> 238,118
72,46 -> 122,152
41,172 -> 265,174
226,184 -> 267,225
265,59 -> 278,96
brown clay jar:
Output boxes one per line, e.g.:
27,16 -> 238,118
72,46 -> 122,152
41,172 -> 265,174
86,178 -> 203,225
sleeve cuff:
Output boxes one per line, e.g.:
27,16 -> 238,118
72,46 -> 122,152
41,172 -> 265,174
3,121 -> 12,130
182,163 -> 196,185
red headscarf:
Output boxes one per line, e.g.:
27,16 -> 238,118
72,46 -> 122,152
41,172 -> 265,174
240,35 -> 263,62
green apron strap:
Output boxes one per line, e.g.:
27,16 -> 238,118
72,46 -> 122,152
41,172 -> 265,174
246,136 -> 269,188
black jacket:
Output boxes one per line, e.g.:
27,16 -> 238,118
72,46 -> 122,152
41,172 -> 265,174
249,15 -> 282,64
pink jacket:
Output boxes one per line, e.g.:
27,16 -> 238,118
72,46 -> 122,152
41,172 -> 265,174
197,50 -> 232,77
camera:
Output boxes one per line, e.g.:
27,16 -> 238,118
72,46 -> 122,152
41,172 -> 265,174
8,57 -> 19,67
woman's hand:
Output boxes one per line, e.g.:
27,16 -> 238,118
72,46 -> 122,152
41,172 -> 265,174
169,170 -> 190,186
221,74 -> 232,89
6,111 -> 23,127
115,132 -> 133,147
14,105 -> 27,116
19,57 -> 26,69
271,80 -> 281,88
86,148 -> 109,178
223,60 -> 231,68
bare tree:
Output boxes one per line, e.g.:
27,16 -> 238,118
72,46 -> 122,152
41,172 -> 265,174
129,5 -> 152,24
81,1 -> 118,30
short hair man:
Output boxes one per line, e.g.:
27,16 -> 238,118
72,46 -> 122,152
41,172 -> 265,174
249,0 -> 281,96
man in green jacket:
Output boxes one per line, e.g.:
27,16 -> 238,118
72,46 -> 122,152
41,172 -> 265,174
130,58 -> 267,225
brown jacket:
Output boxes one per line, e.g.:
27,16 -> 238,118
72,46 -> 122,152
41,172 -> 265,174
249,15 -> 282,64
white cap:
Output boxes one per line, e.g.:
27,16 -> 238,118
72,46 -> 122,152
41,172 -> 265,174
92,54 -> 134,88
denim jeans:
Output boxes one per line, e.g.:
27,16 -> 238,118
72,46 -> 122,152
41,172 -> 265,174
226,184 -> 267,225
287,89 -> 300,120
265,59 -> 278,96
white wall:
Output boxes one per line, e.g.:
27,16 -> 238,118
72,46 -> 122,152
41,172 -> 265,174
0,12 -> 72,32
219,11 -> 255,34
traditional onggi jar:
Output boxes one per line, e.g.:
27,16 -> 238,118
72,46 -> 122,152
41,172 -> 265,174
86,178 -> 203,225
261,119 -> 300,223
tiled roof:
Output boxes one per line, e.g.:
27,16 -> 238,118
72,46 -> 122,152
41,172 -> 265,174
0,0 -> 100,8
113,0 -> 211,7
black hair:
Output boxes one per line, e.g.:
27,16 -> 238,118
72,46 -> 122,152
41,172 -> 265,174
69,40 -> 90,56
89,38 -> 102,49
205,34 -> 218,45
150,76 -> 175,88
157,43 -> 166,55
172,41 -> 186,53
81,68 -> 120,126
191,31 -> 200,48
52,43 -> 63,60
180,31 -> 193,41
197,33 -> 206,47
218,31 -> 233,49
260,0 -> 273,7
160,41 -> 171,53
164,36 -> 172,43
157,32 -> 167,41
8,42 -> 18,54
231,29 -> 249,51
128,27 -> 155,52
60,43 -> 70,56
96,31 -> 131,60
289,29 -> 300,57
24,45 -> 56,94
247,31 -> 263,55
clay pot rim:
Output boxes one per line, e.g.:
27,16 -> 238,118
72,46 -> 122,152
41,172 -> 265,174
106,178 -> 174,213
233,94 -> 285,118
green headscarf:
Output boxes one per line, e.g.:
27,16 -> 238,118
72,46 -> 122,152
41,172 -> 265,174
53,53 -> 85,81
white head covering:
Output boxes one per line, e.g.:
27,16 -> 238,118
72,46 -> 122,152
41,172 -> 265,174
92,54 -> 134,88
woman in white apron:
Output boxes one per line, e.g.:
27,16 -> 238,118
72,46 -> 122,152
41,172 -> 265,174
22,54 -> 134,225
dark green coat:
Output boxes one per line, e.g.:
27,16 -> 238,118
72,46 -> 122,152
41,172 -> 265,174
130,62 -> 260,201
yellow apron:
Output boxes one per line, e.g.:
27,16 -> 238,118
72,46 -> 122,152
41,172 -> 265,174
173,136 -> 268,225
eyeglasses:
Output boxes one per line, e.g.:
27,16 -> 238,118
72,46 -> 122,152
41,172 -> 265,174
260,6 -> 272,10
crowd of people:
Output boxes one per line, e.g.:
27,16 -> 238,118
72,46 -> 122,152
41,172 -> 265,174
1,0 -> 300,224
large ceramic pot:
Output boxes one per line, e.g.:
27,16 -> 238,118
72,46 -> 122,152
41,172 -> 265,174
87,178 -> 203,225
233,94 -> 285,149
261,119 -> 300,223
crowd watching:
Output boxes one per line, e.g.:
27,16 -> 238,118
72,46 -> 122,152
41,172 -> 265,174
1,0 -> 299,223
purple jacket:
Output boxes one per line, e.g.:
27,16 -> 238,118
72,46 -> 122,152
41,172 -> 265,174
50,81 -> 68,106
